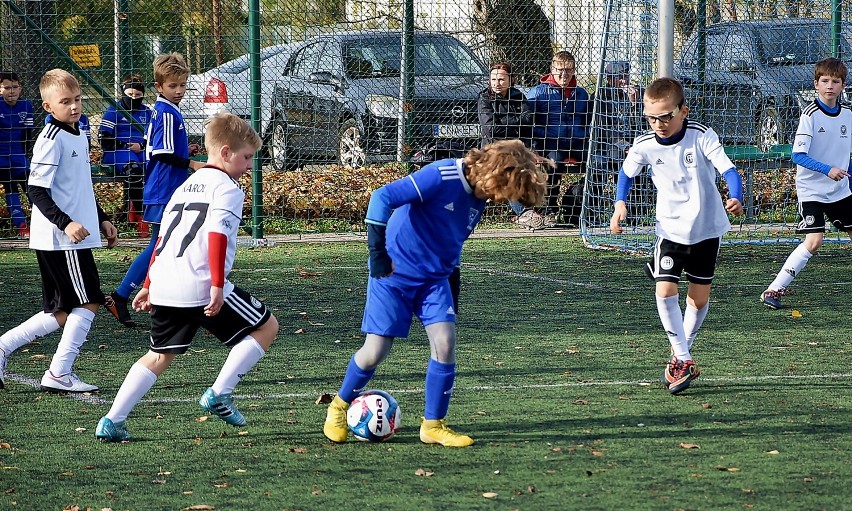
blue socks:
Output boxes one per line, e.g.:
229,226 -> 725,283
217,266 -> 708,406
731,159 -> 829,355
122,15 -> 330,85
424,359 -> 455,420
337,356 -> 376,403
116,224 -> 160,299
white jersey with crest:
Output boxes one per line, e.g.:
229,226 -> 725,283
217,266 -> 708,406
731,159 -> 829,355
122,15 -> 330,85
624,121 -> 735,245
793,101 -> 852,203
148,166 -> 243,307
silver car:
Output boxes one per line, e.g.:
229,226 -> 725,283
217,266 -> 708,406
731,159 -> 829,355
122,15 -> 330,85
182,43 -> 296,148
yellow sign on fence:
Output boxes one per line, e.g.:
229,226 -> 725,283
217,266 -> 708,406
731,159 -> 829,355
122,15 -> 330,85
69,44 -> 101,68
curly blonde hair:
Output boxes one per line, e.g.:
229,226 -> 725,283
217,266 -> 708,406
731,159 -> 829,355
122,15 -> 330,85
464,139 -> 548,207
153,52 -> 189,85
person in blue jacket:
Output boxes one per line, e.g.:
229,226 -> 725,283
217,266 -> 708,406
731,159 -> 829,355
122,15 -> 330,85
527,51 -> 591,223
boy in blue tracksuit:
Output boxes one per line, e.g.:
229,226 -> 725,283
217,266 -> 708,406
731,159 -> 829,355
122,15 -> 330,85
322,139 -> 547,447
527,51 -> 591,221
0,71 -> 35,237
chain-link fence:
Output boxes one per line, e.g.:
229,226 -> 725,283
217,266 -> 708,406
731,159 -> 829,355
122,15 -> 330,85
1,0 -> 850,247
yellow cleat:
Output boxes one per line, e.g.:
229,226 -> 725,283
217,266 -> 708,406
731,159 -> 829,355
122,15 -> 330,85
323,395 -> 350,443
419,417 -> 474,447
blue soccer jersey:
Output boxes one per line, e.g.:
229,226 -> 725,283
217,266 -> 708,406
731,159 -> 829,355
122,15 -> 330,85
100,104 -> 151,167
144,96 -> 190,206
0,98 -> 34,172
365,158 -> 486,281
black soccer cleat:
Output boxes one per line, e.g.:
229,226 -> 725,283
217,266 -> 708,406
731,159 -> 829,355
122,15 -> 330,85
104,292 -> 136,327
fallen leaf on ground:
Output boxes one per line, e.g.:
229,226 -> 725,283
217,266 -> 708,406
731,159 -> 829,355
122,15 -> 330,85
791,310 -> 802,318
195,416 -> 208,422
315,393 -> 333,404
414,468 -> 434,477
482,492 -> 498,498
183,506 -> 215,511
289,447 -> 308,454
680,442 -> 701,449
766,450 -> 780,455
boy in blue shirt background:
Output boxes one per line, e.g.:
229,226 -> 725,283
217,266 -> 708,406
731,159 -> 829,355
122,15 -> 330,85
0,71 -> 35,237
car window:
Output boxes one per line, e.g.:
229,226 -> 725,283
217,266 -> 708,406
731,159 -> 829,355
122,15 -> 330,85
760,24 -> 852,65
706,32 -> 729,72
679,35 -> 699,70
720,31 -> 756,69
217,45 -> 290,74
290,42 -> 326,79
342,35 -> 485,79
316,43 -> 340,75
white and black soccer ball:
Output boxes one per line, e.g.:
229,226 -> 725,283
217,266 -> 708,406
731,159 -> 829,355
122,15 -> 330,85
346,389 -> 401,442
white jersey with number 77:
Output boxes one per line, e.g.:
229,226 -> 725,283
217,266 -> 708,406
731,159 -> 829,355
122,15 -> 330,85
148,166 -> 244,307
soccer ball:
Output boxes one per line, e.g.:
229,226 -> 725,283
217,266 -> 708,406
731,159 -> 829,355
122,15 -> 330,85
346,390 -> 401,442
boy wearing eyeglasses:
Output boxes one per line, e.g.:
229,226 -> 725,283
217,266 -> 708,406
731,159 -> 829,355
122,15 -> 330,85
760,57 -> 852,310
526,51 -> 591,225
0,71 -> 35,237
609,77 -> 744,394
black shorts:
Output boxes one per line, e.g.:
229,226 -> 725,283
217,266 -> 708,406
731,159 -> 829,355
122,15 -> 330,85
796,195 -> 852,234
36,249 -> 106,313
645,237 -> 721,284
148,285 -> 272,354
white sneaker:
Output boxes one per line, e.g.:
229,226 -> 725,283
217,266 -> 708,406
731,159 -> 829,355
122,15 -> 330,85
0,348 -> 8,389
40,370 -> 99,393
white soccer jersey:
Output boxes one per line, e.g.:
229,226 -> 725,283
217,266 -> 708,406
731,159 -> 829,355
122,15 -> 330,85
28,121 -> 100,251
148,166 -> 244,307
793,101 -> 852,203
624,121 -> 735,245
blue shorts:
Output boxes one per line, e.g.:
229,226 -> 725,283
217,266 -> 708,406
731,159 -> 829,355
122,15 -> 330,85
142,204 -> 166,224
361,274 -> 456,338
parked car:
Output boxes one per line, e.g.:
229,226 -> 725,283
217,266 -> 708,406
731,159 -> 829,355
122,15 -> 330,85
674,18 -> 852,152
266,30 -> 487,169
182,43 -> 296,144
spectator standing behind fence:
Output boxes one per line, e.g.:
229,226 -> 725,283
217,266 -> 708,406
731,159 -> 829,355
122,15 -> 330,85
760,57 -> 852,310
99,74 -> 151,237
527,51 -> 591,226
104,53 -> 204,328
0,69 -> 118,393
478,62 -> 537,223
0,71 -> 35,238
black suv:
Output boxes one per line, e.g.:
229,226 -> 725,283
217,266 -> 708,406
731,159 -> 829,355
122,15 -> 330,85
675,18 -> 852,151
267,30 -> 487,169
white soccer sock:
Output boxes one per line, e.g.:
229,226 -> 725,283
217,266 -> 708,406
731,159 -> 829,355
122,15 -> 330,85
0,312 -> 61,354
107,362 -> 158,423
769,243 -> 813,291
684,302 -> 709,350
656,295 -> 691,361
48,308 -> 95,376
211,336 -> 266,396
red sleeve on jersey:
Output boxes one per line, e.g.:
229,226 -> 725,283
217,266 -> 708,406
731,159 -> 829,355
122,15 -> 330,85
142,237 -> 162,289
209,232 -> 228,288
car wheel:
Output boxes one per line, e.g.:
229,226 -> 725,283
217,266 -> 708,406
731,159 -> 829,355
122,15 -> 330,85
338,119 -> 367,168
268,117 -> 299,171
756,106 -> 782,152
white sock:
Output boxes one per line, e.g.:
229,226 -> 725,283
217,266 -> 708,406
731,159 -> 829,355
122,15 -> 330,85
656,295 -> 691,361
769,243 -> 813,291
684,302 -> 709,350
107,362 -> 158,423
211,337 -> 266,395
0,312 -> 61,354
48,308 -> 95,376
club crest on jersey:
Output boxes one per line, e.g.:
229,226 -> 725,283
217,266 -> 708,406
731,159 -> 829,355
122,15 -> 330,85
842,125 -> 848,137
467,208 -> 479,230
18,112 -> 27,121
683,150 -> 695,166
660,256 -> 674,270
251,296 -> 262,308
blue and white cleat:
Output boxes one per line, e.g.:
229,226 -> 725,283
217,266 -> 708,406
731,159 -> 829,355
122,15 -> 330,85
199,387 -> 247,426
95,416 -> 130,442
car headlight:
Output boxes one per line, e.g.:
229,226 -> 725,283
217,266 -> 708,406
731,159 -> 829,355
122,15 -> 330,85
366,95 -> 401,118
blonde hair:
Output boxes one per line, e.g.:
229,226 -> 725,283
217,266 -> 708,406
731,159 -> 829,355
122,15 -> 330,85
464,139 -> 547,207
39,69 -> 80,98
645,77 -> 685,107
153,52 -> 189,84
204,112 -> 262,153
552,51 -> 576,66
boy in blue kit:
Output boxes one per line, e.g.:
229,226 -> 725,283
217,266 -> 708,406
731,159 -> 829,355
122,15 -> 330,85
0,69 -> 118,392
610,77 -> 743,395
760,57 -> 852,309
99,73 -> 151,236
323,139 -> 547,447
105,53 -> 204,327
0,71 -> 35,237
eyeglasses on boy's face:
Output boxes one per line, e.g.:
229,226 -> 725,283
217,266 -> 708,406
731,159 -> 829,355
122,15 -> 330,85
644,107 -> 681,124
552,66 -> 575,75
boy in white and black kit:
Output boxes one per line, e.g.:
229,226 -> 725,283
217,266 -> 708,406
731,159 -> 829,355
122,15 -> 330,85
96,112 -> 279,442
0,69 -> 118,392
610,77 -> 744,394
761,57 -> 852,309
